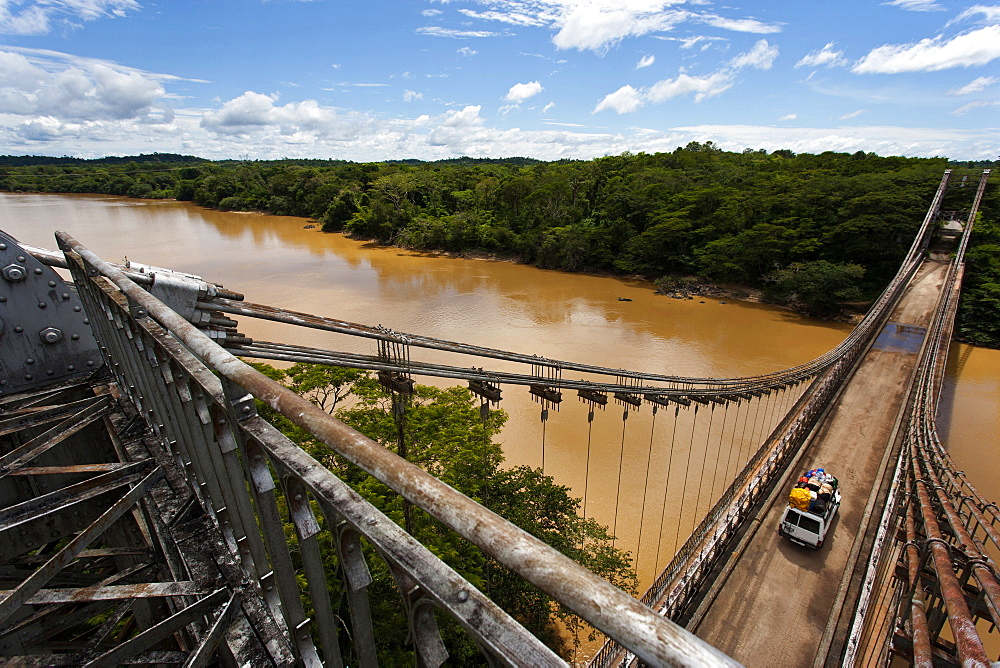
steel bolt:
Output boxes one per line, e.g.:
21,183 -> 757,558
457,590 -> 469,602
48,280 -> 56,287
2,264 -> 26,282
33,267 -> 42,275
16,256 -> 24,262
0,244 -> 5,250
40,327 -> 63,344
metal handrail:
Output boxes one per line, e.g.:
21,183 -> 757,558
57,229 -> 740,666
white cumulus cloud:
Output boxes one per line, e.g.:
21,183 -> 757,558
444,1 -> 780,53
729,39 -> 778,70
594,39 -> 772,114
648,71 -> 734,102
403,90 -> 423,102
882,0 -> 944,11
853,25 -> 1000,73
504,80 -> 543,102
636,54 -> 655,69
0,48 -> 166,121
948,75 -> 999,94
795,42 -> 848,69
951,4 -> 1000,24
0,0 -> 138,36
594,84 -> 643,114
779,113 -> 797,121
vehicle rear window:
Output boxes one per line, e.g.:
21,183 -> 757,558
799,515 -> 821,534
784,511 -> 799,527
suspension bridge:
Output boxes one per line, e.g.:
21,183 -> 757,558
0,168 -> 994,666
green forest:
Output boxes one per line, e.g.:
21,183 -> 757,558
2,147 -> 998,345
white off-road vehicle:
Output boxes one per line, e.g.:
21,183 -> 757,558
778,475 -> 841,549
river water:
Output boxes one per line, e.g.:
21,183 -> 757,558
2,192 -> 997,588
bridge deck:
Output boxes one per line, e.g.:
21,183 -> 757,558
688,259 -> 949,667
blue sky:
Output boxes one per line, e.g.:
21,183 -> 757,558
1,0 -> 998,161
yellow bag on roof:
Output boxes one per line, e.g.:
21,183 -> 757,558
789,487 -> 811,511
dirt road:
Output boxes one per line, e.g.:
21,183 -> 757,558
689,260 -> 948,667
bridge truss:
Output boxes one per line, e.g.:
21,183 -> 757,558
0,169 -> 994,665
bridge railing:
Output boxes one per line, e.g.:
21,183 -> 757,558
590,169 -> 957,667
55,229 -> 740,666
846,170 -> 998,667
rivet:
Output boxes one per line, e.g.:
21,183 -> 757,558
86,360 -> 94,367
26,358 -> 34,364
37,302 -> 46,309
83,318 -> 89,324
242,406 -> 252,414
16,255 -> 25,262
24,374 -> 32,380
0,380 -> 6,386
13,326 -> 22,333
33,267 -> 42,274
67,365 -> 75,371
347,543 -> 356,552
367,518 -> 377,526
294,494 -> 303,502
46,370 -> 54,376
73,306 -> 81,312
266,586 -> 274,592
457,590 -> 469,602
0,244 -> 5,250
48,280 -> 56,287
0,296 -> 5,302
71,333 -> 79,340
62,293 -> 70,300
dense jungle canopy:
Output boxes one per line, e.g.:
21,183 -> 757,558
2,147 -> 998,345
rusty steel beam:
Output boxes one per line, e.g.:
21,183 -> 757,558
904,500 -> 933,667
911,471 -> 990,665
0,466 -> 163,624
86,587 -> 229,667
0,395 -> 108,437
8,581 -> 212,605
58,229 -> 741,668
0,459 -> 154,531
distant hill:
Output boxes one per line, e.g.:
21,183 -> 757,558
0,153 -> 208,166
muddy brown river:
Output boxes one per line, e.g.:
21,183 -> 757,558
2,192 -> 996,590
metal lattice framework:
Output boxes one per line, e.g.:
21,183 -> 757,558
16,229 -> 736,665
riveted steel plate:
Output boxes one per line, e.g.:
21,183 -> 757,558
0,231 -> 101,396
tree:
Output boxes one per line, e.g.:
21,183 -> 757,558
256,363 -> 635,662
765,260 -> 865,316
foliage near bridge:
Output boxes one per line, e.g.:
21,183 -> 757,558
2,148 -> 997,340
250,361 -> 635,663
